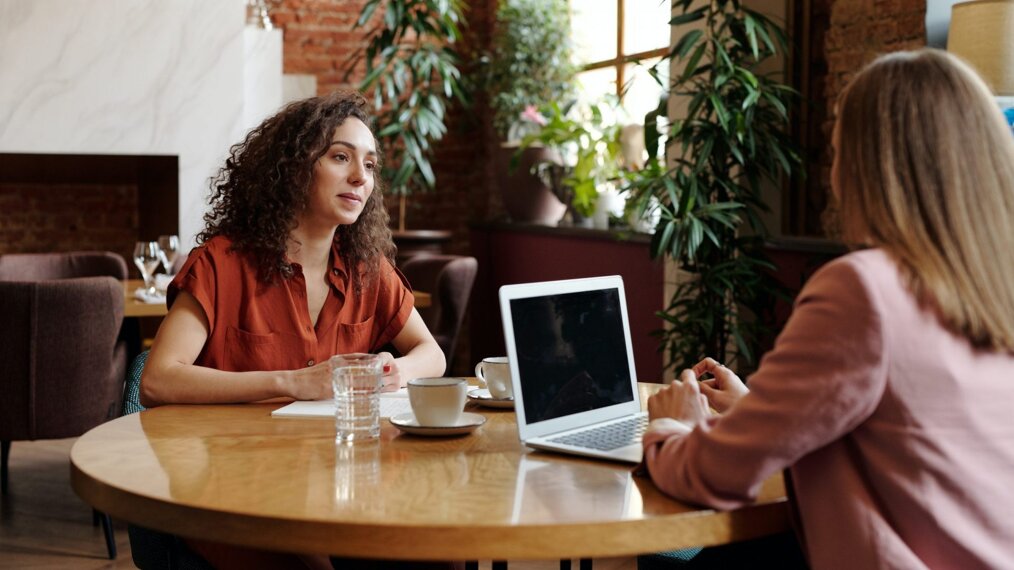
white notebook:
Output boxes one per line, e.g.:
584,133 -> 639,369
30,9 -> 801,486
271,388 -> 413,419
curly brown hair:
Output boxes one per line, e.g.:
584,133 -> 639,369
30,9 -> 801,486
198,90 -> 395,290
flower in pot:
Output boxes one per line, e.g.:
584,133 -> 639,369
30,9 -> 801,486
519,100 -> 622,228
483,0 -> 577,225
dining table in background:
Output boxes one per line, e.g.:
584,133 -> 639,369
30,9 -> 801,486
122,279 -> 431,318
70,384 -> 789,562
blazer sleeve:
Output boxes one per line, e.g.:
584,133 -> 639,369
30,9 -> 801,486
643,256 -> 889,509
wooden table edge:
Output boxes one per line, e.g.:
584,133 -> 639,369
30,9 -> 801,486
71,454 -> 788,560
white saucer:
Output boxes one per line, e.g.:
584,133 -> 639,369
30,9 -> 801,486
389,412 -> 486,436
467,388 -> 515,409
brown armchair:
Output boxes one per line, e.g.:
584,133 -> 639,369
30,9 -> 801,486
0,251 -> 128,559
399,255 -> 478,375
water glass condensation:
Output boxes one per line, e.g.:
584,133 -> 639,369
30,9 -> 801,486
331,353 -> 384,443
132,241 -> 162,294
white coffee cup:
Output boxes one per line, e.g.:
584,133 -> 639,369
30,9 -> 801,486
475,357 -> 513,400
407,377 -> 468,427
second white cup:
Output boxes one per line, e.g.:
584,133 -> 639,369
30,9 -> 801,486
475,356 -> 513,400
408,377 -> 468,427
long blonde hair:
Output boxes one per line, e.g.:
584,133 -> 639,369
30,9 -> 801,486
834,49 -> 1014,352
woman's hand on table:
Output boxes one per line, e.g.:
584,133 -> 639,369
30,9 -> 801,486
692,357 -> 749,413
377,351 -> 403,392
289,361 -> 334,401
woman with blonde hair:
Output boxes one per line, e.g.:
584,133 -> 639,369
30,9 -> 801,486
643,49 -> 1014,569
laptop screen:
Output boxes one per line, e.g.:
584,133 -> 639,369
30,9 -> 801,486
509,287 -> 635,424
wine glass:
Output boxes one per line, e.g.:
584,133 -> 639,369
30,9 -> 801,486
133,241 -> 162,295
157,234 -> 181,275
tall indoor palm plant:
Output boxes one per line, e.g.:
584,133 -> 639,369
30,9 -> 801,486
627,0 -> 801,371
347,0 -> 470,231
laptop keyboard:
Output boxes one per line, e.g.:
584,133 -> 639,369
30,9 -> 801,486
546,415 -> 648,451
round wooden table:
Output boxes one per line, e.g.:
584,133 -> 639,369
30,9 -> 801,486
70,385 -> 788,561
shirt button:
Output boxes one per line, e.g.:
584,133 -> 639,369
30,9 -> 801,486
307,359 -> 315,366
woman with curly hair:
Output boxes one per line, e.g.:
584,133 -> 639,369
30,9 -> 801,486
139,91 -> 449,568
141,89 -> 444,407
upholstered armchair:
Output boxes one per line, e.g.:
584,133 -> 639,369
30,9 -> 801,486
0,251 -> 129,559
399,255 -> 478,374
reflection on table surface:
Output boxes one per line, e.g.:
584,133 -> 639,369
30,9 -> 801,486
70,384 -> 789,560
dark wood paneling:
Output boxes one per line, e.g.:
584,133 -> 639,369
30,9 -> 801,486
470,223 -> 665,383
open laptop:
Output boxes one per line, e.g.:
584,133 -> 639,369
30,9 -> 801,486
499,275 -> 647,463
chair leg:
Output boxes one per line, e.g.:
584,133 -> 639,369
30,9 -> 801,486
560,560 -> 572,570
1,440 -> 10,495
579,559 -> 592,570
97,510 -> 117,559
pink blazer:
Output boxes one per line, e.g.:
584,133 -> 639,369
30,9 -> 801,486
643,249 -> 1014,569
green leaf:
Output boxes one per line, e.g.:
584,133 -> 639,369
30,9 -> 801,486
680,42 -> 709,84
357,0 -> 381,26
671,29 -> 704,60
709,94 -> 729,130
743,13 -> 759,59
669,7 -> 707,26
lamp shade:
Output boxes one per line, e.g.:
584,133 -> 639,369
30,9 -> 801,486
948,0 -> 1014,96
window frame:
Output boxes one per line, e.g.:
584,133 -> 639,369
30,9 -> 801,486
576,0 -> 670,101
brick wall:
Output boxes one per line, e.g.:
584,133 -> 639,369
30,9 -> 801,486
0,183 -> 138,264
803,0 -> 926,233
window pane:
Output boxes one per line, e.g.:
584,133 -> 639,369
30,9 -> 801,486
622,58 -> 668,124
623,0 -> 671,55
572,0 -> 618,65
577,67 -> 618,108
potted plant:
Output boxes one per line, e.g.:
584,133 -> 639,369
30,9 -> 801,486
519,100 -> 622,228
346,0 -> 470,234
625,0 -> 801,372
483,0 -> 577,225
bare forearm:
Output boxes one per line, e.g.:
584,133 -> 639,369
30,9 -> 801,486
140,361 -> 297,407
396,339 -> 446,381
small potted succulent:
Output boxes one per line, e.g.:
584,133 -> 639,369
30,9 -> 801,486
483,0 -> 577,225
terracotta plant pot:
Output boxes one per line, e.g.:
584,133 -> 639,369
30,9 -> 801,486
496,144 -> 566,225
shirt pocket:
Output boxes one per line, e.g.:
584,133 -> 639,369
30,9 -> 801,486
224,326 -> 295,372
337,316 -> 375,353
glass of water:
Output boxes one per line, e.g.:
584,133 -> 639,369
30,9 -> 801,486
132,241 -> 162,294
330,353 -> 384,443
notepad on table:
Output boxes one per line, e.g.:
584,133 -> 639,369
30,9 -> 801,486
271,388 -> 413,419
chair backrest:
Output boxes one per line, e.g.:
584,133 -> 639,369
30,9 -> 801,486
399,255 -> 478,372
0,251 -> 128,440
0,251 -> 127,281
0,276 -> 127,440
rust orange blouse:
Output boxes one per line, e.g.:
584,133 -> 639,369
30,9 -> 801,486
168,235 -> 414,372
